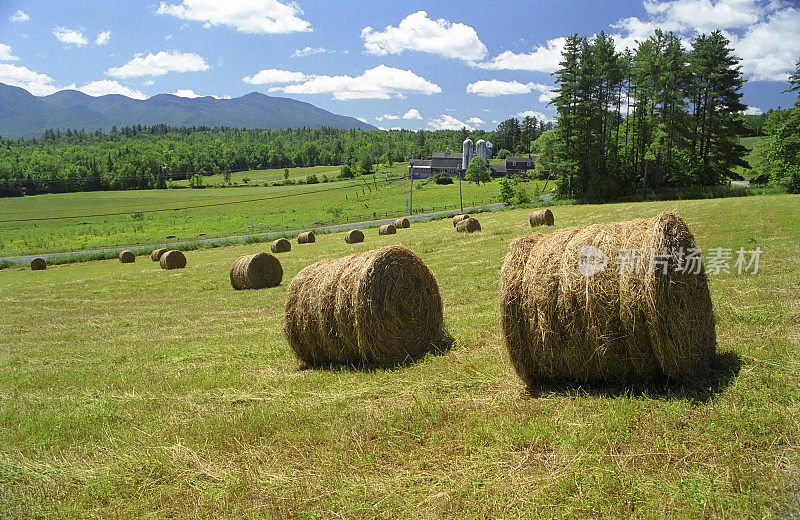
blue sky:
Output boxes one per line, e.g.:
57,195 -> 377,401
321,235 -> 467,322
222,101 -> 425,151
1,0 -> 798,131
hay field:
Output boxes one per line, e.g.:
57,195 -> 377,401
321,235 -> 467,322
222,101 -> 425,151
0,194 -> 798,518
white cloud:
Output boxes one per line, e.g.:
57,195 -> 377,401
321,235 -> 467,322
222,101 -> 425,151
106,51 -> 209,78
95,31 -> 111,46
362,10 -> 487,62
10,10 -> 30,22
468,117 -> 485,125
243,68 -> 310,84
375,114 -> 400,121
517,110 -> 555,123
741,106 -> 764,115
736,7 -> 800,81
173,88 -> 231,99
77,80 -> 146,99
53,27 -> 89,46
466,80 -> 555,103
643,0 -> 763,33
427,114 -> 474,131
0,44 -> 20,61
156,0 -> 311,34
477,37 -> 566,73
0,63 -> 62,95
270,65 -> 441,100
291,46 -> 332,58
403,108 -> 422,120
356,116 -> 368,123
144,79 -> 155,86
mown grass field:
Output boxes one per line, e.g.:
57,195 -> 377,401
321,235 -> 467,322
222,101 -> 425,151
0,170 -> 549,256
0,194 -> 798,518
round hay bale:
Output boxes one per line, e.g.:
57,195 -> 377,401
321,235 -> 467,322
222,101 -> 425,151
345,229 -> 364,244
394,217 -> 410,229
452,214 -> 470,227
529,208 -> 555,227
378,224 -> 397,235
499,211 -> 716,387
151,248 -> 167,261
284,245 -> 444,367
119,250 -> 135,263
271,238 -> 291,253
30,257 -> 47,270
159,250 -> 186,270
230,252 -> 282,290
456,217 -> 481,233
298,231 -> 315,244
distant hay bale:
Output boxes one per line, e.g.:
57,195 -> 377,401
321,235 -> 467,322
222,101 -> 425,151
30,257 -> 46,270
151,248 -> 167,261
345,229 -> 364,244
498,211 -> 716,387
119,250 -> 135,263
271,238 -> 291,253
378,224 -> 397,235
284,245 -> 444,367
159,250 -> 186,270
394,217 -> 410,229
453,214 -> 470,227
230,252 -> 282,290
298,231 -> 315,244
529,208 -> 555,227
456,217 -> 481,233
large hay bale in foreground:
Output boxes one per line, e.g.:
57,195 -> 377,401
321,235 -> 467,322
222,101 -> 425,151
30,257 -> 47,271
271,238 -> 291,253
298,231 -> 315,244
378,224 -> 396,235
394,217 -> 410,229
499,211 -> 716,387
452,214 -> 470,227
529,208 -> 555,227
151,248 -> 167,261
160,250 -> 186,270
285,245 -> 444,367
345,229 -> 364,244
230,252 -> 282,290
456,217 -> 481,233
119,250 -> 135,263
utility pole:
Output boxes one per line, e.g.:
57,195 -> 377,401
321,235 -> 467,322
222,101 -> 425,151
409,167 -> 413,214
459,170 -> 463,213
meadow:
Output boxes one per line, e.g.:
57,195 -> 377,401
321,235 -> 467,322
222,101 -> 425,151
0,193 -> 798,518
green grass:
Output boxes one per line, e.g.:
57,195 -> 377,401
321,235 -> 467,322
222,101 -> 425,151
0,194 -> 798,518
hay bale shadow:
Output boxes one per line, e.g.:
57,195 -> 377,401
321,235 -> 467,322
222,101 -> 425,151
523,350 -> 742,404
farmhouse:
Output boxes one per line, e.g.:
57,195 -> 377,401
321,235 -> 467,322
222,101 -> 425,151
505,155 -> 537,175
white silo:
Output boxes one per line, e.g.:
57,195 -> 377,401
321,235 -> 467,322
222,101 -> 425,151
485,141 -> 494,159
462,138 -> 473,170
476,139 -> 487,160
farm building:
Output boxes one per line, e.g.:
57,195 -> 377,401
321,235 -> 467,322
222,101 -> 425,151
506,155 -> 537,175
409,138 -> 501,179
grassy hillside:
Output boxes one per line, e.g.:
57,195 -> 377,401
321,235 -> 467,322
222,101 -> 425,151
0,194 -> 798,518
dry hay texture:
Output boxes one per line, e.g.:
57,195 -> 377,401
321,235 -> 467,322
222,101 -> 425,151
452,214 -> 470,227
378,224 -> 397,235
230,252 -> 283,290
529,208 -> 555,227
30,257 -> 46,270
345,229 -> 365,244
284,245 -> 445,367
151,248 -> 167,261
271,238 -> 291,253
298,231 -> 315,244
394,217 -> 411,229
456,217 -> 481,233
160,250 -> 186,270
119,250 -> 135,263
499,211 -> 716,386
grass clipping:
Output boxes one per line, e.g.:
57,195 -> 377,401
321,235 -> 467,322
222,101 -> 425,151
529,209 -> 555,227
285,245 -> 445,367
456,217 -> 481,233
160,250 -> 186,270
499,211 -> 716,386
271,238 -> 291,253
30,257 -> 46,270
345,229 -> 364,244
119,250 -> 135,263
151,248 -> 167,261
230,252 -> 282,290
298,231 -> 315,244
394,217 -> 410,229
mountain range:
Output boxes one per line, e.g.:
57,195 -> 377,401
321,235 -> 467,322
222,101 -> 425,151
0,83 -> 377,139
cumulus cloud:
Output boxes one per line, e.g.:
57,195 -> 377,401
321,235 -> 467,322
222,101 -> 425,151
53,27 -> 89,46
427,114 -> 474,131
291,46 -> 333,58
741,106 -> 764,115
468,117 -> 485,125
106,51 -> 209,78
476,37 -> 566,73
95,31 -> 111,46
517,110 -> 555,123
403,108 -> 423,120
0,63 -> 63,95
10,10 -> 30,22
268,65 -> 442,100
466,80 -> 555,103
375,114 -> 400,121
77,80 -> 146,99
362,10 -> 487,61
0,43 -> 20,61
156,0 -> 311,34
735,7 -> 800,81
173,88 -> 230,99
243,68 -> 310,84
